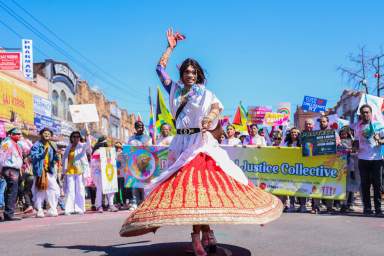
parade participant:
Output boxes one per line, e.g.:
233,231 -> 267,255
301,118 -> 318,214
30,128 -> 60,218
120,28 -> 283,256
127,121 -> 152,207
243,124 -> 267,147
312,116 -> 337,214
156,123 -> 174,146
62,130 -> 91,215
284,127 -> 304,212
90,136 -> 118,213
115,142 -> 127,208
222,124 -> 241,145
354,105 -> 383,216
0,128 -> 24,221
271,130 -> 283,146
127,121 -> 152,146
338,127 -> 358,213
19,156 -> 34,214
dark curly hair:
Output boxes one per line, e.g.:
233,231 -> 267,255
179,58 -> 206,85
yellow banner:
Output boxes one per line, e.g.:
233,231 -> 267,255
0,79 -> 34,124
223,146 -> 347,199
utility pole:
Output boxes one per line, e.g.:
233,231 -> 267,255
371,54 -> 384,96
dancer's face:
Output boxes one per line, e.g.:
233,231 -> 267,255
182,65 -> 197,86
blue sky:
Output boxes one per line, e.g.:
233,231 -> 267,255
1,0 -> 384,123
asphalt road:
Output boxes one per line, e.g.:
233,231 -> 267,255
0,210 -> 383,256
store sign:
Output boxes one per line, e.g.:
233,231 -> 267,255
34,113 -> 61,135
33,96 -> 52,117
0,52 -> 21,70
53,63 -> 77,89
61,121 -> 75,136
110,115 -> 120,126
0,78 -> 34,124
21,39 -> 33,80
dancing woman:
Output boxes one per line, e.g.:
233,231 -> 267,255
120,29 -> 283,256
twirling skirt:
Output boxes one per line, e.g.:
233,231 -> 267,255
120,152 -> 283,237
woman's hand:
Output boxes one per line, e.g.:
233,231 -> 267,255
167,28 -> 177,49
201,116 -> 212,133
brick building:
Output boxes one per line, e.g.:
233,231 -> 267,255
76,80 -> 135,143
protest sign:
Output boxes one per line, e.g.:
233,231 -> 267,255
100,147 -> 118,194
122,146 -> 346,199
301,130 -> 336,156
263,112 -> 289,126
248,106 -> 272,124
302,96 -> 327,113
69,104 -> 99,123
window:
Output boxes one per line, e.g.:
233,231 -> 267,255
52,90 -> 59,117
67,98 -> 73,121
101,116 -> 108,135
60,90 -> 67,119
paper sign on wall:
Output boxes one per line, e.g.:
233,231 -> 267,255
69,104 -> 99,123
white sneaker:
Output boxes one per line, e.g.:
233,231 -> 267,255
47,209 -> 58,217
129,204 -> 137,211
36,209 -> 45,218
64,212 -> 72,216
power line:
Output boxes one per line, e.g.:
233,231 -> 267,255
0,19 -> 147,108
11,0 -> 147,99
0,0 -> 146,103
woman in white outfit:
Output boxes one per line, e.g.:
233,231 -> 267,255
90,136 -> 118,213
62,131 -> 91,215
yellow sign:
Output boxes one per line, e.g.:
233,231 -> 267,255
0,78 -> 34,124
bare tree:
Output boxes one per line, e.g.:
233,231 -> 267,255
370,51 -> 384,96
338,46 -> 370,93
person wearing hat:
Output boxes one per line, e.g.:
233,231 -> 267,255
90,136 -> 118,213
0,128 -> 23,221
30,128 -> 60,218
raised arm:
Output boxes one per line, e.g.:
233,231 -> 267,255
156,28 -> 184,93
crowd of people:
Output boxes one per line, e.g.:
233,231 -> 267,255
0,120 -> 173,222
0,104 -> 383,222
218,105 -> 383,216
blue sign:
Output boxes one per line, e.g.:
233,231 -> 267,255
34,113 -> 61,135
302,96 -> 327,113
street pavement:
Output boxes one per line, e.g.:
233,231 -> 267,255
0,210 -> 383,256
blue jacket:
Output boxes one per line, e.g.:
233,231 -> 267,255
30,140 -> 58,177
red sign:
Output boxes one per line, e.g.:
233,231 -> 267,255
0,52 -> 21,70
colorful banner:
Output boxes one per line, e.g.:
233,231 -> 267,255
301,130 -> 337,156
22,39 -> 33,80
302,96 -> 327,113
122,146 -> 346,199
263,112 -> 289,126
122,145 -> 168,188
248,106 -> 272,124
156,87 -> 176,135
223,146 -> 346,199
100,147 -> 118,194
0,52 -> 21,70
0,78 -> 34,124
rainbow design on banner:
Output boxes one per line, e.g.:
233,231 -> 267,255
122,146 -> 169,188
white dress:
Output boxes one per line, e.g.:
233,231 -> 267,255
145,82 -> 248,193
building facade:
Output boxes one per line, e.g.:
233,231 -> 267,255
76,81 -> 135,142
